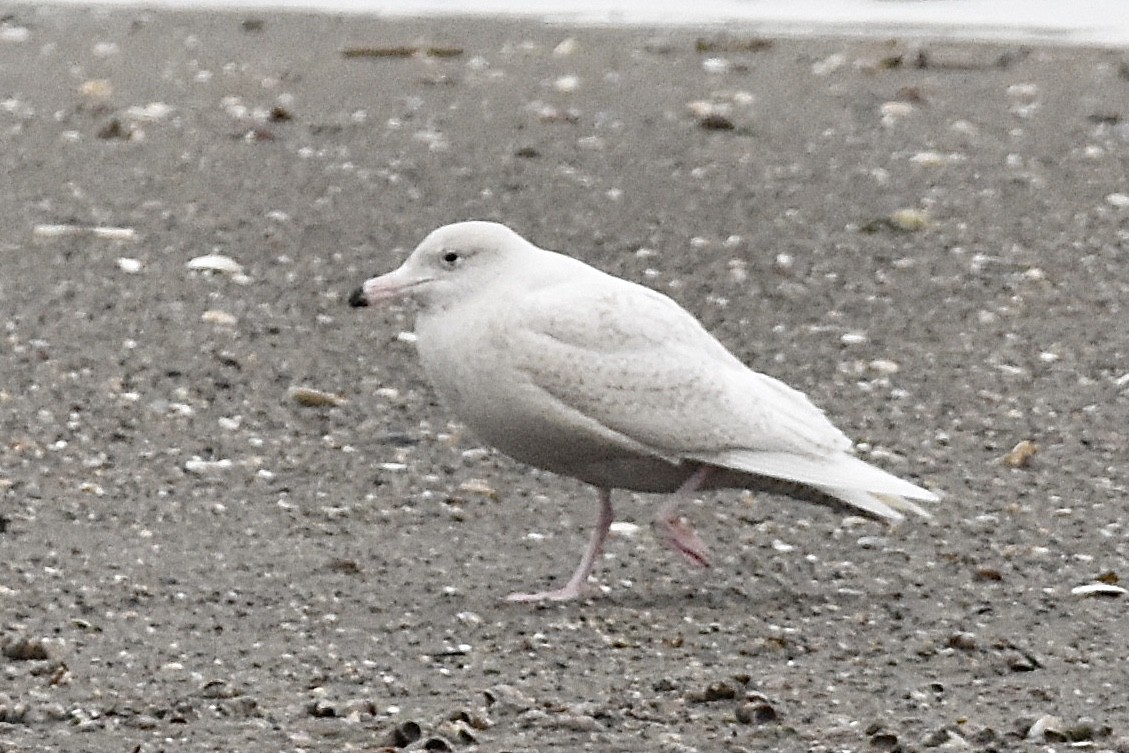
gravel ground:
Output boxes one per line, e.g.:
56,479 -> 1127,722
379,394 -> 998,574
2,6 -> 1128,752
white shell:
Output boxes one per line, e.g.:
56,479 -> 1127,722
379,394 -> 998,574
33,224 -> 136,241
187,254 -> 244,274
201,309 -> 238,326
1070,582 -> 1127,597
117,257 -> 142,273
184,458 -> 234,474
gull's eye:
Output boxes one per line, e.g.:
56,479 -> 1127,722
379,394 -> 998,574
440,250 -> 460,267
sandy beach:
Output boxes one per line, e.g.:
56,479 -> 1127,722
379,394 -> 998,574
2,5 -> 1128,751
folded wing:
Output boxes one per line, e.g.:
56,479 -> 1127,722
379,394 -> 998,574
501,272 -> 937,519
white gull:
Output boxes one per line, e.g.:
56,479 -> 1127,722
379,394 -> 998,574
350,221 -> 939,601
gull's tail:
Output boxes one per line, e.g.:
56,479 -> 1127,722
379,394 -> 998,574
692,449 -> 939,521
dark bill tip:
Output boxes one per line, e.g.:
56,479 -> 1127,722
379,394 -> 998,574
347,286 -> 369,308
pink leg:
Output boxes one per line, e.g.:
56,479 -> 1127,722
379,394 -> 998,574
653,465 -> 713,569
506,488 -> 614,602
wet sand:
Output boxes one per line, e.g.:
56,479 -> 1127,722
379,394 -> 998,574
2,5 -> 1128,751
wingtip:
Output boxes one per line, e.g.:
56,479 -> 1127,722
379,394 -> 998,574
872,491 -> 936,520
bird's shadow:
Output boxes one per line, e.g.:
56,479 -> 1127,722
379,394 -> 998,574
501,580 -> 834,613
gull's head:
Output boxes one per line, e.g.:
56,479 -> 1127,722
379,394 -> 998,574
349,221 -> 532,310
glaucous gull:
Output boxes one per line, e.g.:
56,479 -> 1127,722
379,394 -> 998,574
350,221 -> 938,601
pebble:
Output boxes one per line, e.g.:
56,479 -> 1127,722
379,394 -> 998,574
306,699 -> 336,718
455,611 -> 482,626
867,359 -> 900,375
686,681 -> 736,703
910,151 -> 946,167
698,113 -> 735,131
701,57 -> 730,74
687,100 -> 723,119
920,727 -> 971,748
92,41 -> 119,57
947,631 -> 977,650
436,719 -> 478,744
889,208 -> 931,231
552,37 -> 578,56
812,53 -> 845,76
1006,82 -> 1039,100
2,637 -> 50,661
79,78 -> 113,99
1002,439 -> 1037,468
609,521 -> 640,536
553,75 -> 579,92
880,101 -> 914,126
0,24 -> 30,42
198,679 -> 241,699
124,102 -> 174,121
483,684 -> 536,715
116,257 -> 142,273
1005,651 -> 1040,672
0,699 -> 29,723
867,726 -> 899,750
735,700 -> 777,725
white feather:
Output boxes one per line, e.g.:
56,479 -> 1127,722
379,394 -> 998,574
692,449 -> 938,519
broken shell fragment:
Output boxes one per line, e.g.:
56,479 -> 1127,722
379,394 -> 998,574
288,386 -> 347,407
1070,582 -> 1127,597
184,458 -> 234,474
1026,715 -> 1064,742
457,478 -> 499,500
735,700 -> 778,725
374,720 -> 422,748
552,37 -> 578,56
